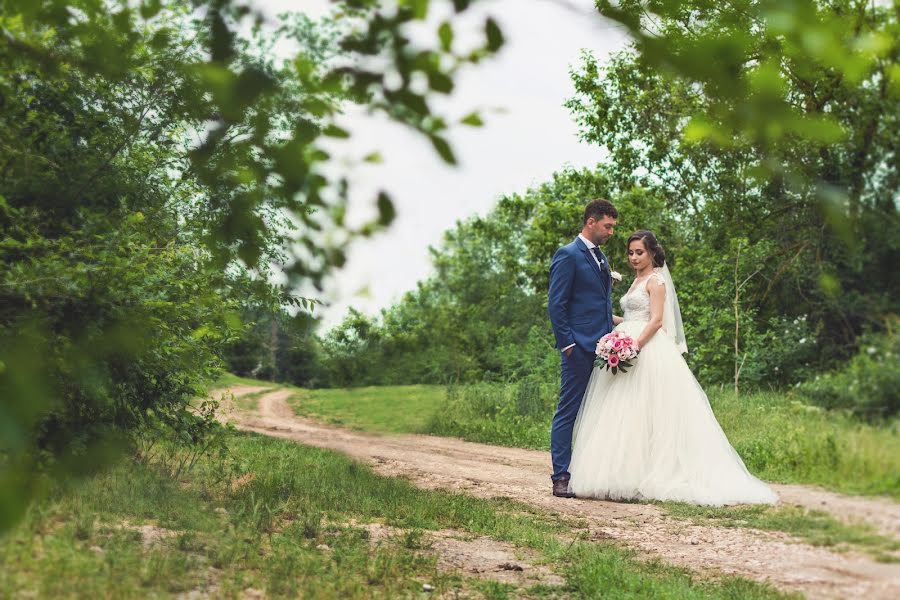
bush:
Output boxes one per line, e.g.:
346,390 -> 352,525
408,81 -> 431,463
799,329 -> 899,420
740,315 -> 819,388
495,324 -> 561,386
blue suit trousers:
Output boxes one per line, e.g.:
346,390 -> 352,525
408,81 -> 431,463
550,345 -> 595,481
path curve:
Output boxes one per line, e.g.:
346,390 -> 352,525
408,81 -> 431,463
218,387 -> 900,600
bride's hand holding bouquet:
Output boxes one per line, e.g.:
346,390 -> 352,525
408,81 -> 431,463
594,331 -> 640,374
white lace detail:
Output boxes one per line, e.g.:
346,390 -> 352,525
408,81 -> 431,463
620,271 -> 665,322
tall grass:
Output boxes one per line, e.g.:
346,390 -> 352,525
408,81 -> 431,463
709,390 -> 899,496
426,379 -> 555,448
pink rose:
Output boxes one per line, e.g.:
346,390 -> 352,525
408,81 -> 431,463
613,339 -> 624,351
608,355 -> 620,367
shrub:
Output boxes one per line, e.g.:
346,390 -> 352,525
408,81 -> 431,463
799,329 -> 899,420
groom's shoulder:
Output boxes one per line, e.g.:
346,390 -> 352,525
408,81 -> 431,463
555,239 -> 580,256
550,240 -> 579,269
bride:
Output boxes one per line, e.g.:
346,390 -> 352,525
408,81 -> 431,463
568,230 -> 778,506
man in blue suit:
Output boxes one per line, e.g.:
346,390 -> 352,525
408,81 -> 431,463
547,199 -> 618,497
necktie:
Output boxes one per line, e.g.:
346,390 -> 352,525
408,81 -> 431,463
591,247 -> 606,271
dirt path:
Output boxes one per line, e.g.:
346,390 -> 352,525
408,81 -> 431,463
217,387 -> 900,599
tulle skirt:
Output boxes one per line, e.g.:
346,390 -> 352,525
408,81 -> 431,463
569,320 -> 778,506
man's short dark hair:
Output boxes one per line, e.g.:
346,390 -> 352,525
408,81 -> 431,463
584,199 -> 618,224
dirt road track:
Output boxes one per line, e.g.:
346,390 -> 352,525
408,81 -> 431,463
219,386 -> 900,599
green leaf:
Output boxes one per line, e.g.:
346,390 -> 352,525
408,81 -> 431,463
140,0 -> 163,20
438,22 -> 453,52
787,115 -> 846,144
460,112 -> 483,127
377,192 -> 396,226
224,311 -> 242,330
485,18 -> 504,52
427,71 -> 453,93
818,273 -> 841,297
308,148 -> 330,163
683,116 -> 730,146
748,60 -> 785,97
190,325 -> 211,339
888,64 -> 900,99
429,135 -> 457,165
150,29 -> 172,50
294,56 -> 316,80
406,0 -> 429,20
323,124 -> 350,139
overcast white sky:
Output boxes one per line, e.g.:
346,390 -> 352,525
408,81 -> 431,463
257,1 -> 630,329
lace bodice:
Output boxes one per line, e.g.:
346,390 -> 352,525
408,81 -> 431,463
620,271 -> 665,322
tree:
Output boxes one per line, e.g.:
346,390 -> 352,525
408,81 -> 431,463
0,0 -> 503,532
568,0 -> 899,374
317,167 -> 666,386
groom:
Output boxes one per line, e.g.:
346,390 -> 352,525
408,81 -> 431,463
547,199 -> 617,497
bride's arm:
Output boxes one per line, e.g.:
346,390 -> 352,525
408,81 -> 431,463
613,315 -> 624,325
635,278 -> 666,349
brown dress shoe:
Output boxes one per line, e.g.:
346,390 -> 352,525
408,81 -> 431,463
552,476 -> 576,498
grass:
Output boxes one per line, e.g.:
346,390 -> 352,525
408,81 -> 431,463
287,384 -> 447,434
427,382 -> 555,449
709,390 -> 900,498
214,371 -> 270,389
660,502 -> 900,562
230,387 -> 272,411
1,448 -> 456,597
0,432 -> 792,599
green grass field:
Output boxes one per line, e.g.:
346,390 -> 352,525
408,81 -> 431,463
1,432 -> 791,599
288,384 -> 447,434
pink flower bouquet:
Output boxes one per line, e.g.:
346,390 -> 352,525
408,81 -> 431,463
594,331 -> 639,374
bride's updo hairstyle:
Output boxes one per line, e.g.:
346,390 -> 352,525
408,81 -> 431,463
627,230 -> 666,268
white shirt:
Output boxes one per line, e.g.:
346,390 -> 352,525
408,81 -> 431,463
579,233 -> 605,271
562,234 -> 605,353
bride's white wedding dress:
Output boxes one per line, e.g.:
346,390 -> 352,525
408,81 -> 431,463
569,269 -> 778,506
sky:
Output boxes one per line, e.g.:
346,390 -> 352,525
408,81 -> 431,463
256,1 -> 631,329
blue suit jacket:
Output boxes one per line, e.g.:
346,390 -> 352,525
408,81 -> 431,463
547,237 -> 614,354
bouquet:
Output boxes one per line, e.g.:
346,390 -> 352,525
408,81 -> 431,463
594,331 -> 639,374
